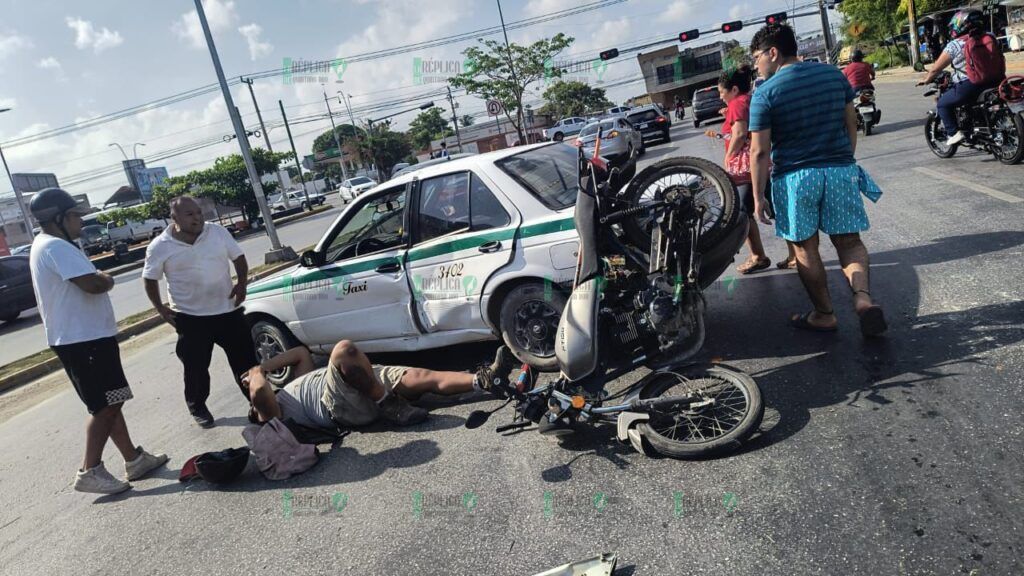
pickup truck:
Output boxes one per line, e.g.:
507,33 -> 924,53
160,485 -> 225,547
270,190 -> 327,212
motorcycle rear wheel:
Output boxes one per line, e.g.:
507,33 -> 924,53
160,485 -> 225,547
637,363 -> 763,458
925,114 -> 957,158
618,157 -> 738,253
992,108 -> 1024,165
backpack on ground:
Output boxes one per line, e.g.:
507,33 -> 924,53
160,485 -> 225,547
964,33 -> 1006,86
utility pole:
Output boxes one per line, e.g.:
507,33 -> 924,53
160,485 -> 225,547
323,90 -> 349,184
818,0 -> 835,65
337,90 -> 364,172
278,100 -> 311,207
907,0 -> 921,68
446,85 -> 463,153
194,0 -> 292,262
241,77 -> 291,209
495,0 -> 526,144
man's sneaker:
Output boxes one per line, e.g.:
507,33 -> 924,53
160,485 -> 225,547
74,462 -> 131,495
476,346 -> 518,398
946,131 -> 966,146
125,446 -> 170,481
378,394 -> 428,426
191,407 -> 215,429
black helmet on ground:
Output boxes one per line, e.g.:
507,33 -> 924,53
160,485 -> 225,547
29,187 -> 89,224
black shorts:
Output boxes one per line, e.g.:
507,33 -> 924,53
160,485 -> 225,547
738,180 -> 774,219
52,337 -> 133,414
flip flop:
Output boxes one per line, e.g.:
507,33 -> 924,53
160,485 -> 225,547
737,257 -> 771,275
790,311 -> 839,332
776,257 -> 797,270
857,305 -> 888,337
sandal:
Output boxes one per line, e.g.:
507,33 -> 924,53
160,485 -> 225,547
737,257 -> 771,274
776,256 -> 797,270
790,310 -> 838,332
853,290 -> 888,337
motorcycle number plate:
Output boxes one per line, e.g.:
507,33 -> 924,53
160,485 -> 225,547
637,123 -> 648,129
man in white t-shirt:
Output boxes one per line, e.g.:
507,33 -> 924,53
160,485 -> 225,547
142,196 -> 258,428
29,188 -> 168,495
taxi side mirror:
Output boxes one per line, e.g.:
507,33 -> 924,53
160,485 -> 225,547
300,250 -> 324,268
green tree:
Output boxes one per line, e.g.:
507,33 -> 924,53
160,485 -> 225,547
450,33 -> 574,143
459,114 -> 476,127
723,41 -> 749,71
407,107 -> 454,150
539,81 -> 613,118
354,124 -> 412,182
312,124 -> 362,153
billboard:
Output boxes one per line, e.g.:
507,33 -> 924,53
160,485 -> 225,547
12,173 -> 59,194
134,167 -> 169,201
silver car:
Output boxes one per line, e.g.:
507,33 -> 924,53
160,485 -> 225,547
575,117 -> 644,161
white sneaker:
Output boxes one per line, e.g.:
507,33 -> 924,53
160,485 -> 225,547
75,462 -> 131,494
946,131 -> 966,146
125,446 -> 169,481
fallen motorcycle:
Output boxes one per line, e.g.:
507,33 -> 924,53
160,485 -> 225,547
924,72 -> 1024,165
467,135 -> 764,459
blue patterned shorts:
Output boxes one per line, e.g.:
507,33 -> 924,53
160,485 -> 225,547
772,165 -> 874,242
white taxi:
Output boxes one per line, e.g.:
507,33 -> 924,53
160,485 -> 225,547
245,142 -> 583,383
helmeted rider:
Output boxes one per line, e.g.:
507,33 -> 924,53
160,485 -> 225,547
843,49 -> 875,92
920,9 -> 1006,146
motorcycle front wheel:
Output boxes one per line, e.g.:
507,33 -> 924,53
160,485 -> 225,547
925,114 -> 957,158
618,156 -> 738,253
637,363 -> 764,458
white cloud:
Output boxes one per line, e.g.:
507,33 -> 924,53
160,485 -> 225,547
38,57 -> 62,70
729,3 -> 751,21
238,23 -> 273,60
523,0 -> 577,18
65,18 -> 124,53
664,1 -> 697,23
172,0 -> 238,49
0,32 -> 31,59
0,96 -> 16,109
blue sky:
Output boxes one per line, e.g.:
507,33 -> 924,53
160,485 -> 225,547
0,0 -> 827,205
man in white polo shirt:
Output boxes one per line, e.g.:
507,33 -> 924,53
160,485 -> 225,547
29,188 -> 168,494
142,196 -> 258,428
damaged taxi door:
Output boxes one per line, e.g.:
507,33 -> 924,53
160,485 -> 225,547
404,170 -> 517,334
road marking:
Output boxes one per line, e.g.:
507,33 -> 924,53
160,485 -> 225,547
913,167 -> 1023,204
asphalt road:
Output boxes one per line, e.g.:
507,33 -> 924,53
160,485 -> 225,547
0,198 -> 345,367
0,79 -> 1022,576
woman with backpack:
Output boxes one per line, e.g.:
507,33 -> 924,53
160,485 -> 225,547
920,9 -> 1006,146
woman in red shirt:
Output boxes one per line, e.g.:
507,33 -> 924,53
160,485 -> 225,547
704,65 -> 773,274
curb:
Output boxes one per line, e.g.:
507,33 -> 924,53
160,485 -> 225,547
0,257 -> 302,395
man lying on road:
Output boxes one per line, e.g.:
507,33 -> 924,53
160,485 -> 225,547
242,341 -> 517,429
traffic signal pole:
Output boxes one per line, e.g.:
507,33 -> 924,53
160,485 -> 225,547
818,0 -> 835,64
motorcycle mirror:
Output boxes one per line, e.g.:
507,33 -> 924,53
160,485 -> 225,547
465,410 -> 491,429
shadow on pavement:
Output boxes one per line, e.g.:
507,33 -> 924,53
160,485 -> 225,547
704,230 -> 1024,454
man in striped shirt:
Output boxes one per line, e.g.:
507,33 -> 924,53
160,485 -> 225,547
748,23 -> 887,337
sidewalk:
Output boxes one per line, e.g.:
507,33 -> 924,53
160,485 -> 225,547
876,51 -> 1024,82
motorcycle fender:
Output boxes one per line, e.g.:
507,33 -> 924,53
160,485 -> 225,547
616,411 -> 650,447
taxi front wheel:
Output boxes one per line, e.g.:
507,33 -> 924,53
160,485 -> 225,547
251,319 -> 299,387
499,283 -> 567,373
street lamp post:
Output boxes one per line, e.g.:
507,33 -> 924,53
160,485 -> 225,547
323,89 -> 349,184
193,0 -> 293,263
0,108 -> 37,241
337,90 -> 362,171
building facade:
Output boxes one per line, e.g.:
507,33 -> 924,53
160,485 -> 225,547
637,41 -> 732,110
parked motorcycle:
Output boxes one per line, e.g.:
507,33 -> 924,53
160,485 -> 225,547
855,89 -> 881,136
923,72 -> 1024,165
467,136 -> 763,459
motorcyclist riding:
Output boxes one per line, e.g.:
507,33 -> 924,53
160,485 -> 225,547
920,9 -> 1006,147
673,95 -> 685,119
843,49 -> 875,92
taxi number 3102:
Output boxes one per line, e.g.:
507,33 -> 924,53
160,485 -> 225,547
437,263 -> 464,279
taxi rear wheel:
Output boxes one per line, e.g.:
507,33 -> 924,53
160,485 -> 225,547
499,283 -> 566,373
251,319 -> 298,386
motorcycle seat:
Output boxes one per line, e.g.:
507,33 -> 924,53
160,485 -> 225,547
976,88 -> 997,103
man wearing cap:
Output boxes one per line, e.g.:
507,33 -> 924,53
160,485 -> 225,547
29,188 -> 168,494
142,196 -> 258,428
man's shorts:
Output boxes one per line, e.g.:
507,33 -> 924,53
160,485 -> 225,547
771,165 -> 870,242
736,179 -> 774,219
320,363 -> 409,427
51,337 -> 134,414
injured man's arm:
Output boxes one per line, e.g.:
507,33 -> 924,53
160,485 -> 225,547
242,346 -> 315,423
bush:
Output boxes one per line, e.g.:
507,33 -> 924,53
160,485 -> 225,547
865,47 -> 908,70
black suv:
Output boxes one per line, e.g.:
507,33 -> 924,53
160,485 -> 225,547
626,104 -> 672,144
0,255 -> 35,323
692,86 -> 726,128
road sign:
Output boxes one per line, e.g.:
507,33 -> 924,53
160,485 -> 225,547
486,99 -> 503,116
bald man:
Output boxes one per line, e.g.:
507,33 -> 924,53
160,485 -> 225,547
143,196 -> 259,428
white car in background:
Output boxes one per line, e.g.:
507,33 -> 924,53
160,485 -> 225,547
245,142 -> 585,384
542,117 -> 587,142
337,176 -> 378,202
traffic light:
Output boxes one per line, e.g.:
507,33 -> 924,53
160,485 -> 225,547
721,21 -> 743,33
678,29 -> 700,42
765,12 -> 787,25
599,48 -> 619,61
